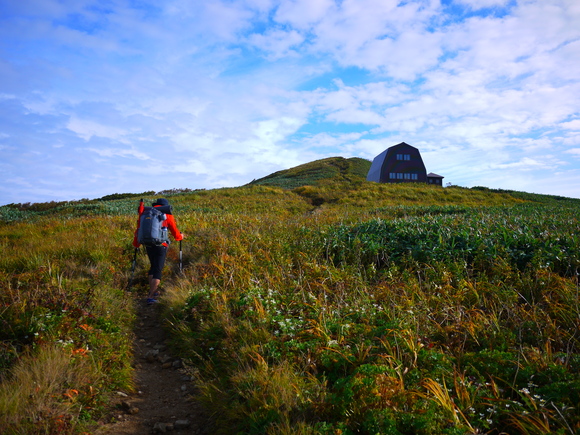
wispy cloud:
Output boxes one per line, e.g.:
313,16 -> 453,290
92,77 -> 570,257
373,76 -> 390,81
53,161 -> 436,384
0,0 -> 579,204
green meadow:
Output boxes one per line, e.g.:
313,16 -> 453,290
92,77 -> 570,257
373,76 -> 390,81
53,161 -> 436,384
1,157 -> 580,434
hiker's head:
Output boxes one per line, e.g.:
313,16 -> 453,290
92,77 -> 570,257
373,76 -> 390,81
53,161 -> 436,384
153,198 -> 169,207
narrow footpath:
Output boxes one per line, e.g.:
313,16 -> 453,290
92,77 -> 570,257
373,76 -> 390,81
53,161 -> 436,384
94,298 -> 210,434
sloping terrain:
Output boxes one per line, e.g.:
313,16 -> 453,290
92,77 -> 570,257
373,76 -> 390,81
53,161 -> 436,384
247,156 -> 371,189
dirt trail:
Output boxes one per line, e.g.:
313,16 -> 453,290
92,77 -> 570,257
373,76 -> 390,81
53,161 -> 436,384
94,298 -> 210,434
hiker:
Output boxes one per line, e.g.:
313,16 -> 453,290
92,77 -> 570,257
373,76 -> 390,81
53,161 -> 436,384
133,198 -> 184,305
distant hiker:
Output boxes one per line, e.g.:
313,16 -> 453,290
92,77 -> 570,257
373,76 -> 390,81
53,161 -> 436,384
133,198 -> 184,305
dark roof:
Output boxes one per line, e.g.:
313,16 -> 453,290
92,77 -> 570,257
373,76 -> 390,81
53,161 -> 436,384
393,141 -> 416,149
427,172 -> 444,178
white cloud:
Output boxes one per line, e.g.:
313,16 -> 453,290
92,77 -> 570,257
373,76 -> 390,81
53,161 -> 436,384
274,0 -> 334,29
85,147 -> 151,160
566,148 -> 580,157
454,0 -> 511,10
247,28 -> 304,59
165,0 -> 255,42
306,0 -> 438,69
490,157 -> 556,170
560,119 -> 580,130
66,117 -> 130,142
253,117 -> 302,143
173,159 -> 211,176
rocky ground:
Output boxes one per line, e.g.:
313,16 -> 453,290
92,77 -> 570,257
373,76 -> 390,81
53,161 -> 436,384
94,297 -> 211,434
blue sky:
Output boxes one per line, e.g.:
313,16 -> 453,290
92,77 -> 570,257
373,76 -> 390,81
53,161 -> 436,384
1,0 -> 579,205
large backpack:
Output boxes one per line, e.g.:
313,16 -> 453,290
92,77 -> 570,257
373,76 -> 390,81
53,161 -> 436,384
137,206 -> 170,246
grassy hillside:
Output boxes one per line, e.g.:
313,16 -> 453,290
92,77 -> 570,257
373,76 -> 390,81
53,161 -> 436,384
2,172 -> 580,434
247,157 -> 371,189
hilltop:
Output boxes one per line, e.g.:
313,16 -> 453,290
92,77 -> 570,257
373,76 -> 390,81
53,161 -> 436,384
247,156 -> 371,189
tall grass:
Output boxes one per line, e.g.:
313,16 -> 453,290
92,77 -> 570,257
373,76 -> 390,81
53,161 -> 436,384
2,181 -> 580,434
0,215 -> 135,433
160,184 -> 580,434
0,344 -> 99,434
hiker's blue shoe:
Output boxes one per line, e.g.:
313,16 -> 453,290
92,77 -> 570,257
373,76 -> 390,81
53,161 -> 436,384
146,298 -> 158,305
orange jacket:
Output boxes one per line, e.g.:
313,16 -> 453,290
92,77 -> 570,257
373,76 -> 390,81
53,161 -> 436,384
133,205 -> 183,248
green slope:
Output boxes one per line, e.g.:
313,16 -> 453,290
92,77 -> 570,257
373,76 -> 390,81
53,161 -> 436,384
247,157 -> 372,189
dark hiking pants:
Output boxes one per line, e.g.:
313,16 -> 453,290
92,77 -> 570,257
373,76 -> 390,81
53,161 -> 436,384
146,245 -> 167,280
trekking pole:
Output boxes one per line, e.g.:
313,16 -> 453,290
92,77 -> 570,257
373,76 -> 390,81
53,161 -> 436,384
127,247 -> 139,290
128,198 -> 145,290
179,240 -> 183,273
